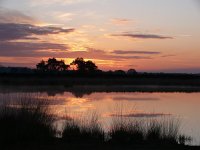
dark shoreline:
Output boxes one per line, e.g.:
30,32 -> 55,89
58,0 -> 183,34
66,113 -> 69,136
1,85 -> 200,97
1,74 -> 200,87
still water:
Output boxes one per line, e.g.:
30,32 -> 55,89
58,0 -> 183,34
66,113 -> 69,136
0,88 -> 200,145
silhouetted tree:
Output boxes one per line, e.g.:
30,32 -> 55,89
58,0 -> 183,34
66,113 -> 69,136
36,60 -> 47,71
36,58 -> 69,72
85,60 -> 98,72
71,58 -> 98,73
114,70 -> 126,75
71,57 -> 86,72
46,58 -> 69,71
127,69 -> 137,75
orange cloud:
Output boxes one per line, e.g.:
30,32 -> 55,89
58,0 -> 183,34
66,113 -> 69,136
111,18 -> 133,25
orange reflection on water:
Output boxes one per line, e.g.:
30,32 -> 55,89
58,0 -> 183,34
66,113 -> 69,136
46,92 -> 200,145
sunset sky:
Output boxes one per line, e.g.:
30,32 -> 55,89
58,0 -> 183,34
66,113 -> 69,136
0,0 -> 200,72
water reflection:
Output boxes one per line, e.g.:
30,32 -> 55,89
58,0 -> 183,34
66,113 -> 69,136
1,85 -> 200,98
113,96 -> 160,101
0,86 -> 200,145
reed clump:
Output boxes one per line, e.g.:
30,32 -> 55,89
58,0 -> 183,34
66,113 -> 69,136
62,113 -> 105,144
108,117 -> 191,146
0,94 -> 55,145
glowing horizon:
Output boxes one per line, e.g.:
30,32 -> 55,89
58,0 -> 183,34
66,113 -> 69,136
0,0 -> 200,73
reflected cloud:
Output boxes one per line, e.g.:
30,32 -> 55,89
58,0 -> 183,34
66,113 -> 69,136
1,86 -> 200,98
113,96 -> 160,101
57,115 -> 73,121
109,112 -> 171,118
0,93 -> 66,106
70,91 -> 93,98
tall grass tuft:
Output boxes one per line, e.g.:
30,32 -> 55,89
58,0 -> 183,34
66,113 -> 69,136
62,112 -> 105,144
0,94 -> 56,145
109,120 -> 144,145
145,119 -> 180,145
108,117 -> 190,146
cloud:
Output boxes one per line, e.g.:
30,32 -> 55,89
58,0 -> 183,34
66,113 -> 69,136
0,23 -> 75,41
112,33 -> 173,39
0,61 -> 36,67
113,50 -> 161,55
0,44 -> 153,61
0,0 -> 3,5
0,56 -> 44,67
111,18 -> 132,25
0,9 -> 76,59
0,8 -> 36,24
85,48 -> 152,60
30,0 -> 93,5
161,54 -> 176,58
111,55 -> 152,60
65,49 -> 152,60
0,42 -> 69,57
110,113 -> 171,118
57,12 -> 75,21
194,0 -> 200,7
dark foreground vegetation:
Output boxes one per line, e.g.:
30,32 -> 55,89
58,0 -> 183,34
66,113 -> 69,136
0,96 -> 198,150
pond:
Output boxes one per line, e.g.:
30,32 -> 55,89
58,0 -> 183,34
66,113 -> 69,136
0,86 -> 200,145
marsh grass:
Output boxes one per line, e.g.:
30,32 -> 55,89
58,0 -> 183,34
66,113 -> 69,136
62,109 -> 189,147
0,94 -> 56,145
108,116 -> 191,146
62,112 -> 105,144
145,119 -> 180,145
109,119 -> 144,145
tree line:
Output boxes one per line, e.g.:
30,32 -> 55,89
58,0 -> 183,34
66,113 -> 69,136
36,57 -> 137,75
36,57 -> 98,73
